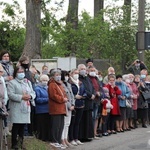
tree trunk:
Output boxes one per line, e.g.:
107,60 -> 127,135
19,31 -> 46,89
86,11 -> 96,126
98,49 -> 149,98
94,0 -> 104,17
66,0 -> 78,29
123,0 -> 132,24
22,0 -> 41,59
65,0 -> 79,55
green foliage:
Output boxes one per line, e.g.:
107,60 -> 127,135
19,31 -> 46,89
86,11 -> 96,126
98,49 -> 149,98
0,0 -> 150,73
0,0 -> 25,61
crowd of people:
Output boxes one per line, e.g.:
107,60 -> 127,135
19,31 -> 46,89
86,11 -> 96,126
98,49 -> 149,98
0,50 -> 149,150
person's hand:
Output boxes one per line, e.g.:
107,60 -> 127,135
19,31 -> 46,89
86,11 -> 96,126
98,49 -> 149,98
70,106 -> 74,111
22,93 -> 31,101
96,91 -> 100,97
75,95 -> 82,99
7,76 -> 13,81
91,94 -> 95,100
64,97 -> 68,102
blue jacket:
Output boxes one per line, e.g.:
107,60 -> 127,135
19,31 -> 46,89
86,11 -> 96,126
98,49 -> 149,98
115,81 -> 131,107
70,81 -> 85,108
34,85 -> 49,114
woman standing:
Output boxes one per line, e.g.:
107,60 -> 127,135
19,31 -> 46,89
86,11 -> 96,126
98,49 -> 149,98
48,69 -> 68,149
34,74 -> 50,141
0,50 -> 14,135
0,64 -> 8,149
105,74 -> 121,134
61,70 -> 75,148
7,66 -> 36,149
68,68 -> 85,145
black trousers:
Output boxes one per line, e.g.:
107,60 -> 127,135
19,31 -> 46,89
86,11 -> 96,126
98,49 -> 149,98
11,123 -> 25,148
50,114 -> 64,144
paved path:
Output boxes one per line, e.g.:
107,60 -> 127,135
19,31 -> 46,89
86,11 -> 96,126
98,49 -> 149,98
66,125 -> 150,150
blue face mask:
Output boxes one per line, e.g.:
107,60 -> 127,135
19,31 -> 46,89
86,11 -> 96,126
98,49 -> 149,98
141,74 -> 146,79
17,73 -> 25,80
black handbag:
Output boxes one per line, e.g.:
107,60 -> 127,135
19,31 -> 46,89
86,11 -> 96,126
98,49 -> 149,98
0,107 -> 6,117
141,90 -> 150,101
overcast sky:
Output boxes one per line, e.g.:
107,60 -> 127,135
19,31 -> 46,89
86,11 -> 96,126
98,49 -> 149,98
0,0 -> 125,17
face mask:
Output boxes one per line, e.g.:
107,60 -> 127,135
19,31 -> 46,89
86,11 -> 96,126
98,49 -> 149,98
64,76 -> 69,82
21,64 -> 29,69
130,78 -> 134,83
34,74 -> 39,80
125,79 -> 130,83
54,76 -> 61,82
141,74 -> 146,79
2,60 -> 9,63
98,77 -> 103,81
73,74 -> 79,80
41,81 -> 48,86
89,72 -> 96,77
135,63 -> 140,67
17,73 -> 25,80
42,70 -> 48,75
79,70 -> 86,76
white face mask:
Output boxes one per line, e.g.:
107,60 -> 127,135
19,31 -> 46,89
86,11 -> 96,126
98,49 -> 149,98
41,81 -> 48,86
65,76 -> 69,82
125,79 -> 130,84
79,70 -> 86,76
54,76 -> 61,82
89,72 -> 96,77
73,74 -> 79,80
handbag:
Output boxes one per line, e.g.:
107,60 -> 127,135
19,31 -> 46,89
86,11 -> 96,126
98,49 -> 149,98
125,99 -> 131,108
141,90 -> 150,101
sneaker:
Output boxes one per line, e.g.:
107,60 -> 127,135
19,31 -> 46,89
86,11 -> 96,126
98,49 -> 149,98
60,144 -> 67,149
94,136 -> 100,140
70,140 -> 78,146
50,143 -> 61,148
75,140 -> 84,145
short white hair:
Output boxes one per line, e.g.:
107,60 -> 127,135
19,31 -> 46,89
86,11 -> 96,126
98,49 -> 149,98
40,74 -> 49,81
78,64 -> 86,70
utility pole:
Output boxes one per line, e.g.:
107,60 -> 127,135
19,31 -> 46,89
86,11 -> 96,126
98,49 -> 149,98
137,0 -> 145,62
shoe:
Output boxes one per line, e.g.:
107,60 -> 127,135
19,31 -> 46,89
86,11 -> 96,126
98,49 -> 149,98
102,132 -> 109,136
70,140 -> 78,146
97,133 -> 103,137
50,143 -> 61,148
127,128 -> 131,131
129,126 -> 135,129
120,129 -> 124,132
142,124 -> 148,128
60,144 -> 67,149
75,140 -> 84,145
94,136 -> 100,140
111,131 -> 117,134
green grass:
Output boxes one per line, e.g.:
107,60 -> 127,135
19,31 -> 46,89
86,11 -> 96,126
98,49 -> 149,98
3,136 -> 52,150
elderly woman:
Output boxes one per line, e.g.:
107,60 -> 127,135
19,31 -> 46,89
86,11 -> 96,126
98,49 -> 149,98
7,66 -> 36,149
0,64 -> 8,149
48,69 -> 68,149
0,50 -> 14,135
34,74 -> 50,141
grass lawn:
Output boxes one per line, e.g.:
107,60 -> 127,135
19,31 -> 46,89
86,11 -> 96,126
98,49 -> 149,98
2,135 -> 55,150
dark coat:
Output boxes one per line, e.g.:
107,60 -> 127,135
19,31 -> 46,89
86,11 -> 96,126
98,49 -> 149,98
138,81 -> 148,109
79,75 -> 95,110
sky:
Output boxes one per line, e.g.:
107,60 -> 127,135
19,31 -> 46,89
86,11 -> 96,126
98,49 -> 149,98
0,0 -> 124,18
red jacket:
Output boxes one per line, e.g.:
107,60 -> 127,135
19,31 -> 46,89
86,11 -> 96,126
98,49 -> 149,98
106,84 -> 122,115
48,79 -> 67,115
